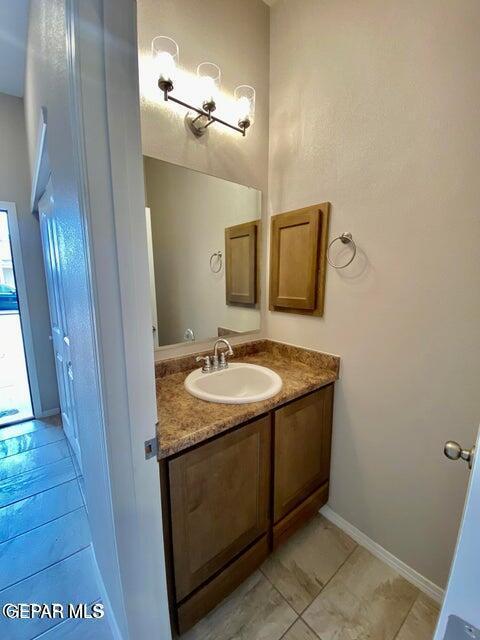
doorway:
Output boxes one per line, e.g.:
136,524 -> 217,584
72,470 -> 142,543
0,205 -> 33,427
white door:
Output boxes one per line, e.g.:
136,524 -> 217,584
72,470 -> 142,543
38,181 -> 82,470
434,428 -> 480,639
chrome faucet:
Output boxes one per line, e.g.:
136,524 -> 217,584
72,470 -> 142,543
196,339 -> 234,373
213,339 -> 234,370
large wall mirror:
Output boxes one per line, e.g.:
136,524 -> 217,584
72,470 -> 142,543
144,157 -> 262,349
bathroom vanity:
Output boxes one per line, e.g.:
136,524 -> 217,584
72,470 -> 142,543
156,340 -> 339,633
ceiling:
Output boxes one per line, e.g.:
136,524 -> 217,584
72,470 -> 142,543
263,0 -> 278,5
0,0 -> 30,98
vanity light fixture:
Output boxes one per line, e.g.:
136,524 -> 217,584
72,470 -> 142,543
152,36 -> 255,137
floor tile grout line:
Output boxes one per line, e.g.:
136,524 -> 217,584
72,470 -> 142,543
259,566 -> 299,616
279,614 -> 323,640
0,433 -> 66,461
279,614 -> 301,639
0,472 -> 77,510
391,591 -> 421,640
256,566 -> 304,637
259,566 -> 294,607
299,616 -> 323,639
260,524 -> 360,619
0,542 -> 92,594
0,504 -> 85,545
306,540 -> 359,603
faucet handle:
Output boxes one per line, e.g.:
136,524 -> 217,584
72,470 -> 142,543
219,350 -> 233,369
196,355 -> 212,373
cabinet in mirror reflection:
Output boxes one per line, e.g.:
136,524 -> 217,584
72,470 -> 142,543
143,156 -> 261,349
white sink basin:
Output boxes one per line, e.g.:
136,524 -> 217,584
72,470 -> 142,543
185,363 -> 283,404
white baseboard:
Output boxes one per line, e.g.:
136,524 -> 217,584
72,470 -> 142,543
36,408 -> 61,418
320,505 -> 445,605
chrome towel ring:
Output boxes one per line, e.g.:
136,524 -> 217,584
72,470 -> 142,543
327,232 -> 356,269
209,250 -> 223,273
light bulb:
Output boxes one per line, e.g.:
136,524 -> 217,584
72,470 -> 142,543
234,85 -> 255,130
152,36 -> 179,92
236,96 -> 251,122
197,62 -> 221,113
157,51 -> 175,84
199,75 -> 218,103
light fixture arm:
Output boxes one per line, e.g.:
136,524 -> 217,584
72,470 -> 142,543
160,85 -> 248,137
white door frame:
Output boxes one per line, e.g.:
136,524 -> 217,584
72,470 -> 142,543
0,200 -> 41,420
66,1 -> 171,638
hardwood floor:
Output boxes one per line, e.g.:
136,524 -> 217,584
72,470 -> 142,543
0,418 -> 114,640
181,514 -> 440,640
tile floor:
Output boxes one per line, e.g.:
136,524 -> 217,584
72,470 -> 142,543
182,515 -> 440,640
0,418 -> 441,640
0,417 -> 114,640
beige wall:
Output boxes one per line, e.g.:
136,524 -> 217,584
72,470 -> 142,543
268,0 -> 480,588
144,157 -> 261,347
137,0 -> 270,358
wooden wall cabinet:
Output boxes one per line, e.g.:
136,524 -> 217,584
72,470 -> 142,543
162,385 -> 334,633
225,221 -> 258,305
269,203 -> 330,316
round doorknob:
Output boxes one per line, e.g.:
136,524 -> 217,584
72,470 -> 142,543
444,441 -> 475,469
444,441 -> 462,460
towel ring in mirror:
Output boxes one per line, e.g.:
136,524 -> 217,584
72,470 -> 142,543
327,232 -> 356,269
209,250 -> 223,273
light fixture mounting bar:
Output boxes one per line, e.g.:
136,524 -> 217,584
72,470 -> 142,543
162,88 -> 247,136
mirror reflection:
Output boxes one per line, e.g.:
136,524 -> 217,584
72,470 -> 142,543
143,157 -> 261,348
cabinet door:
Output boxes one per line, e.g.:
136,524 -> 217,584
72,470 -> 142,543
225,221 -> 258,305
169,415 -> 271,601
269,203 -> 330,316
274,386 -> 333,522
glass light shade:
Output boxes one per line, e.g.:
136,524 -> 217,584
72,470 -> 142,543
197,62 -> 221,109
152,36 -> 179,88
234,85 -> 255,128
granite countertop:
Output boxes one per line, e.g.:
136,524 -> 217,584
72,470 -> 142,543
155,340 -> 340,459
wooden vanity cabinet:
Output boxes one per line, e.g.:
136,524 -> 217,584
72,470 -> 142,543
169,414 -> 271,603
162,385 -> 334,633
272,385 -> 333,547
